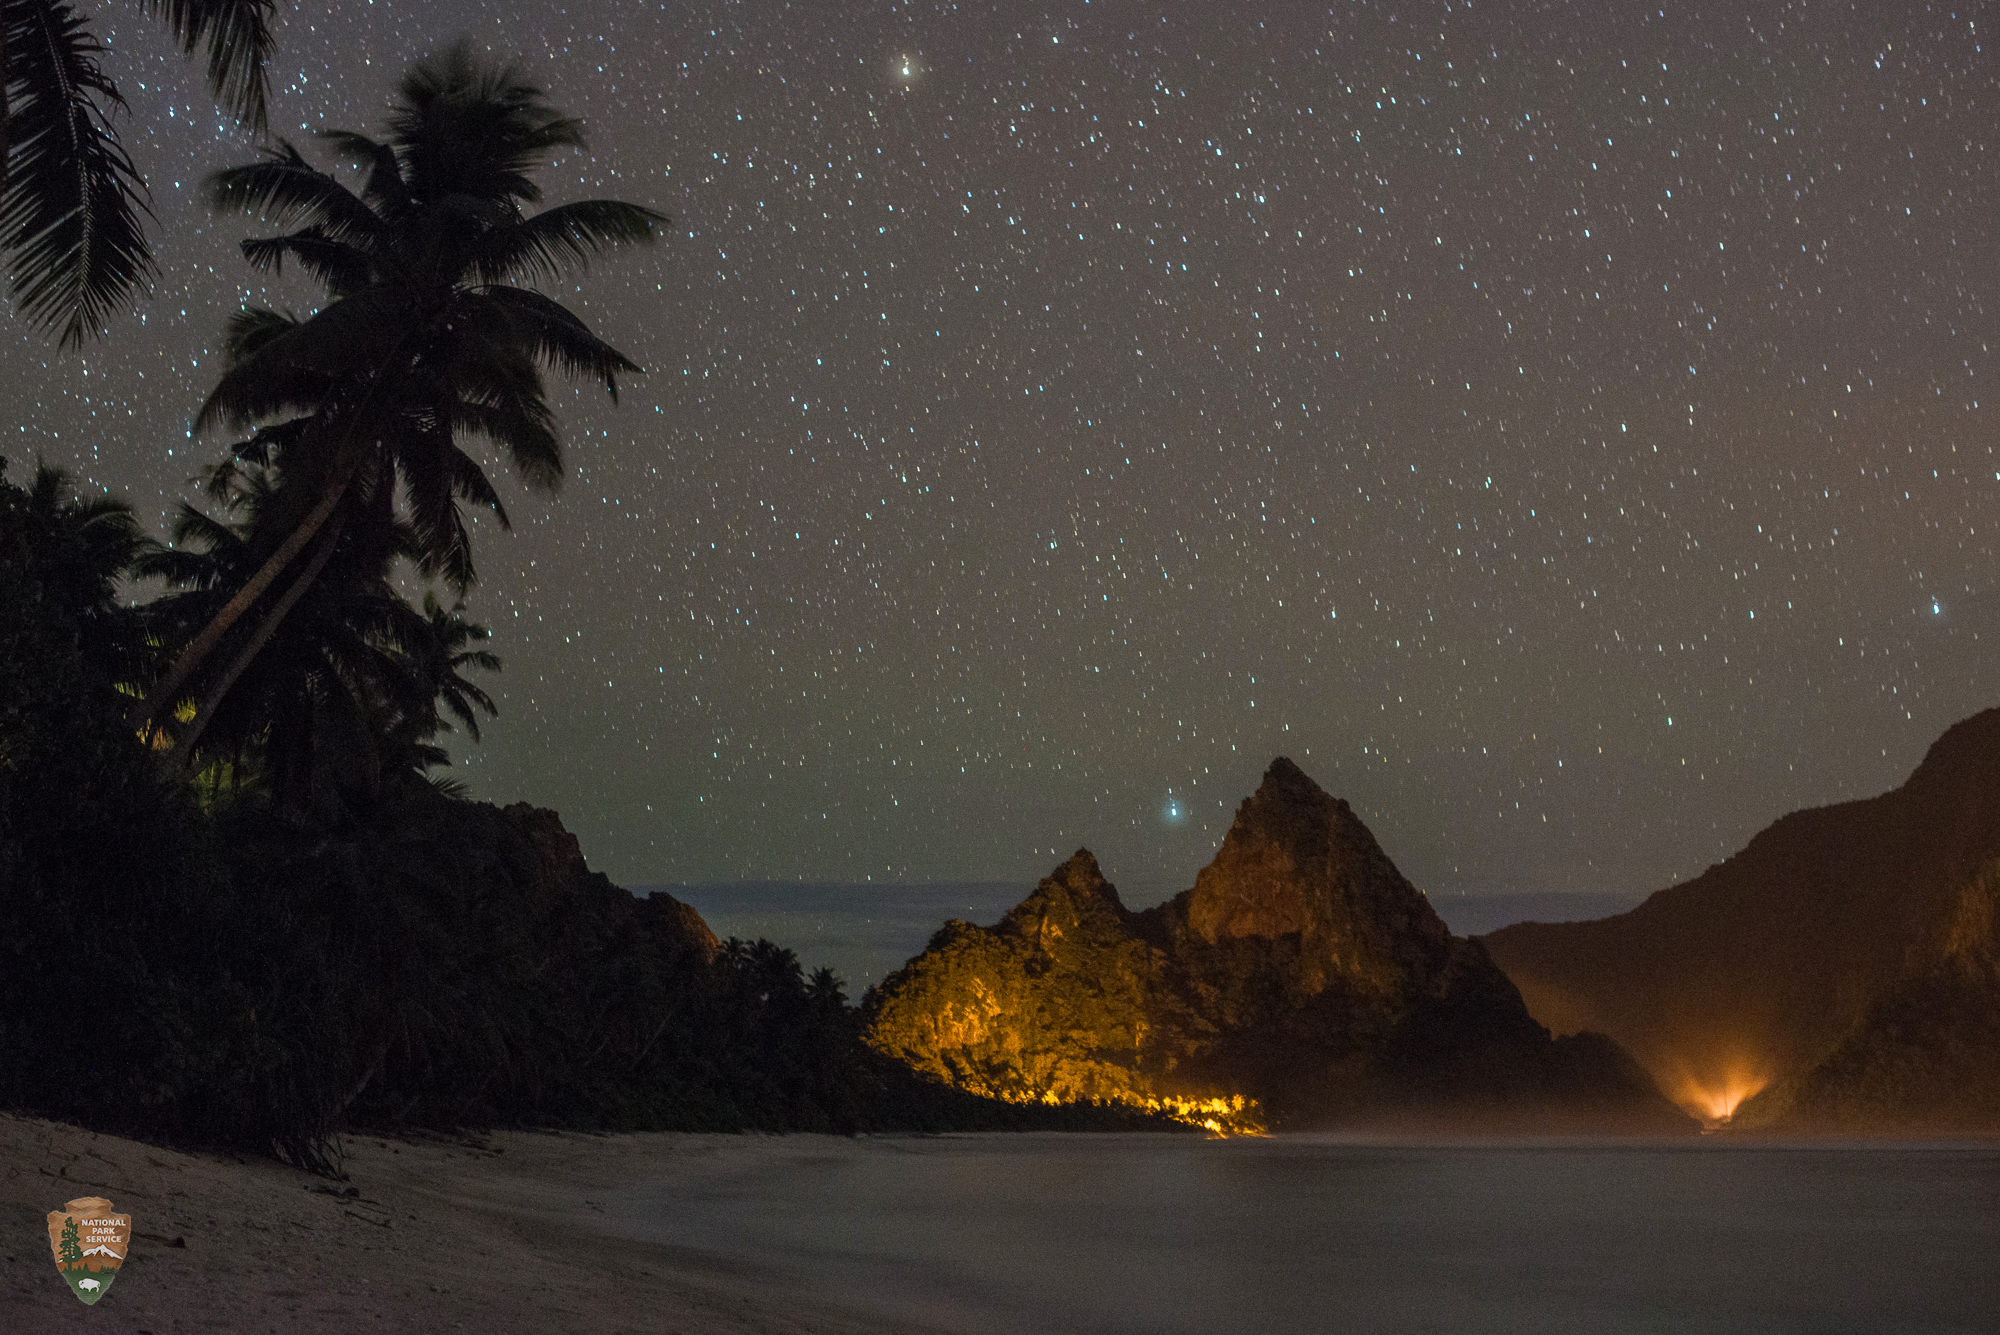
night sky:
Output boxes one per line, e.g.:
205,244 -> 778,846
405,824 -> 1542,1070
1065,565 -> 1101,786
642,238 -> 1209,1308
5,1 -> 1994,906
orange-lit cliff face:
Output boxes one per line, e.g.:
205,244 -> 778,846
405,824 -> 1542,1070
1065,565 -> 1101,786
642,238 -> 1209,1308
865,759 -> 1692,1133
1484,709 -> 2000,1135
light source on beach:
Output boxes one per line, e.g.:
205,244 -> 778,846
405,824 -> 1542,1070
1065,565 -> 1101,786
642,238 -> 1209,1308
1671,1058 -> 1769,1130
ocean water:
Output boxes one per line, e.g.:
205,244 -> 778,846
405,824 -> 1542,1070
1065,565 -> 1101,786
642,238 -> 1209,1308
650,882 -> 1031,990
610,1135 -> 2000,1334
650,883 -> 1644,992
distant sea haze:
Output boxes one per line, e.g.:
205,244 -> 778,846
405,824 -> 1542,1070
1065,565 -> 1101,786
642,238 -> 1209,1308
642,882 -> 1642,992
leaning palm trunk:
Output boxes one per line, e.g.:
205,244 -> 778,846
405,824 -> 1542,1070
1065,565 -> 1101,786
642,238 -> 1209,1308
132,310 -> 425,740
133,457 -> 355,738
174,510 -> 347,763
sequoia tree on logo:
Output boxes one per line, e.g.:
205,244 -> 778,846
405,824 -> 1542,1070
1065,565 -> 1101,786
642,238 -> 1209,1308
45,1197 -> 130,1305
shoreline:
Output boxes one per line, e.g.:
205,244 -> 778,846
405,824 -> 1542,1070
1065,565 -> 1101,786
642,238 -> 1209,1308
7,1113 -> 1995,1332
2,1113 -> 939,1334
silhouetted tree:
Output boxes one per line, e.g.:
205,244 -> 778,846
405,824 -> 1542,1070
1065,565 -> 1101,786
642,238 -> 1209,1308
1,0 -> 277,345
134,42 -> 663,741
140,458 -> 498,813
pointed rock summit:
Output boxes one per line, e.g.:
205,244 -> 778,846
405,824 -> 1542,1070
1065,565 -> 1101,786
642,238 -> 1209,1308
866,759 -> 1688,1132
1183,757 -> 1455,994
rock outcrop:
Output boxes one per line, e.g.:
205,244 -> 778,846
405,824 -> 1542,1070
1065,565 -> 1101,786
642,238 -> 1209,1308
503,801 -> 721,965
1484,709 -> 2000,1133
865,758 -> 1689,1132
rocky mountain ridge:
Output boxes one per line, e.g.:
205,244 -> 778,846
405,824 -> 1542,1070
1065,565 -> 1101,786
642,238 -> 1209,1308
865,758 -> 1689,1132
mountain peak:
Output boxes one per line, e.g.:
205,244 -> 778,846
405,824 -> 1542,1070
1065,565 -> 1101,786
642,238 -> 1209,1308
1261,754 -> 1317,789
998,847 -> 1132,948
1047,848 -> 1107,893
1181,759 -> 1451,992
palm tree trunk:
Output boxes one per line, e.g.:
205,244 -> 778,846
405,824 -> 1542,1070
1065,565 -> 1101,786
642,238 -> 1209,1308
175,511 -> 346,764
134,304 -> 429,741
134,459 -> 355,737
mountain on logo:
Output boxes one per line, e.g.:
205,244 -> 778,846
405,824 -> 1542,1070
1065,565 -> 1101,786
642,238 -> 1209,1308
80,1244 -> 123,1259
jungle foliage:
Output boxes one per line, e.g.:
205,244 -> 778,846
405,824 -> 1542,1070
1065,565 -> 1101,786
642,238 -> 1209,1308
0,458 -> 1165,1173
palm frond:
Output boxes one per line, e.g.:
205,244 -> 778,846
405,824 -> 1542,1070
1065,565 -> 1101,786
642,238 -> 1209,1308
398,416 -> 476,588
162,499 -> 246,553
465,285 -> 640,400
135,540 -> 229,588
195,359 -> 337,438
194,456 -> 246,499
423,771 -> 471,798
445,443 -> 509,526
1,0 -> 155,346
315,128 -> 385,166
25,456 -> 68,510
229,415 -> 315,468
204,142 -> 383,244
317,129 -> 414,222
142,0 -> 277,129
240,230 -> 374,294
218,304 -> 299,361
23,458 -> 152,579
194,290 -> 407,434
448,392 -> 560,493
468,199 -> 666,287
415,593 -> 499,740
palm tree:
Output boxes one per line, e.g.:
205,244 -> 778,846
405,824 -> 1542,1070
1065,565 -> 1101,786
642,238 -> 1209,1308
366,592 -> 501,801
1,0 -> 277,346
132,41 -> 661,739
1,457 -> 157,686
140,457 -> 500,811
407,592 -> 500,747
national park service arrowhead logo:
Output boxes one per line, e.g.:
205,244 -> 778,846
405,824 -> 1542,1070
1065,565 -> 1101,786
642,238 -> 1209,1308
47,1197 -> 129,1305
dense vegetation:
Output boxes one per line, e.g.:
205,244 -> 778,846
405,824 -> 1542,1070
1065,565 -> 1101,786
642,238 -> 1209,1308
0,50 -> 1170,1175
0,456 -> 1164,1173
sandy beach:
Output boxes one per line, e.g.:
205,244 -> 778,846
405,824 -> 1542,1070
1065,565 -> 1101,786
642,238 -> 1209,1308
10,1112 -> 1999,1333
1,1113 -> 935,1334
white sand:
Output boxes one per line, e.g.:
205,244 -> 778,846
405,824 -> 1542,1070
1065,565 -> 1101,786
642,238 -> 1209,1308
1,1112 -> 940,1333
12,1113 -> 1996,1333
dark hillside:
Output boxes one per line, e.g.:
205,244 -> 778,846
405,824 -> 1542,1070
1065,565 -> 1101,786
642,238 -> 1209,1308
1485,710 -> 2000,1129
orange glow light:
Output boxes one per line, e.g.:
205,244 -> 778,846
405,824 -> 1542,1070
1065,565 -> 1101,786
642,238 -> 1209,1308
1667,1055 -> 1769,1130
